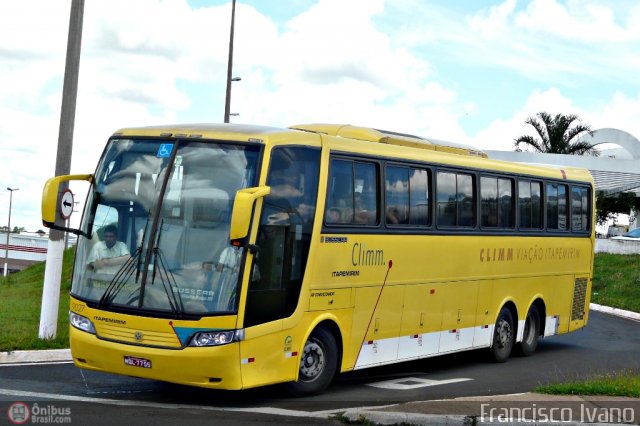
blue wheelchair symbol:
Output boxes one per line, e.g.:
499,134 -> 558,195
157,143 -> 173,158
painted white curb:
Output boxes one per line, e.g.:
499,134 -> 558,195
0,348 -> 71,364
590,303 -> 640,322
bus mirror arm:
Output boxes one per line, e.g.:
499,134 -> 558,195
229,186 -> 271,245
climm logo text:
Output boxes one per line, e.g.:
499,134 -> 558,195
352,243 -> 385,266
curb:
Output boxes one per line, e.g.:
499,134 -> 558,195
341,392 -> 640,426
589,303 -> 640,322
0,349 -> 71,365
341,410 -> 470,425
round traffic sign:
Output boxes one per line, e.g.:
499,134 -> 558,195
60,189 -> 74,220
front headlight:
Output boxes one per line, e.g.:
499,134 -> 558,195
69,311 -> 96,334
189,329 -> 243,347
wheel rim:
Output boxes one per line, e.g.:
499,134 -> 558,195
299,338 -> 325,382
524,312 -> 535,345
496,319 -> 512,349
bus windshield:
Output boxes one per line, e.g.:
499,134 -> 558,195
71,138 -> 261,317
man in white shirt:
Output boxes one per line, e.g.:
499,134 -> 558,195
87,225 -> 130,272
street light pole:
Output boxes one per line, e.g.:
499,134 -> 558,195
40,0 -> 84,339
3,187 -> 18,277
223,0 -> 237,123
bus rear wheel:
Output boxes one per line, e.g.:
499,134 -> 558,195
518,305 -> 540,356
285,327 -> 338,396
491,307 -> 514,363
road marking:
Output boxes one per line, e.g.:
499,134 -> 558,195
366,377 -> 472,390
0,388 -> 348,418
0,361 -> 73,368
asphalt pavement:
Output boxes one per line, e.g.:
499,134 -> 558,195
2,303 -> 639,425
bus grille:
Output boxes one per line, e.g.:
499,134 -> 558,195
571,277 -> 588,321
96,324 -> 182,348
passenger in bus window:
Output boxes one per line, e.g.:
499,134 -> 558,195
354,193 -> 375,224
87,225 -> 131,272
326,207 -> 342,224
270,172 -> 303,198
266,170 -> 318,224
218,246 -> 240,271
386,206 -> 401,224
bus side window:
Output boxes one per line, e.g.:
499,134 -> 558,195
437,172 -> 457,226
353,162 -> 378,225
546,183 -> 568,230
325,159 -> 354,225
437,171 -> 475,227
518,180 -> 543,229
385,165 -> 408,225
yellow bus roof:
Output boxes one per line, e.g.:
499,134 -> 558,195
291,123 -> 593,183
113,123 -> 291,140
290,123 -> 488,158
112,122 -> 593,184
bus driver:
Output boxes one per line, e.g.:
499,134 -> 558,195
87,225 -> 131,272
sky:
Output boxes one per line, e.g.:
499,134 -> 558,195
1,0 -> 640,233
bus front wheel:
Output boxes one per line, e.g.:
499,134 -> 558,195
491,307 -> 514,363
518,305 -> 540,356
285,327 -> 338,396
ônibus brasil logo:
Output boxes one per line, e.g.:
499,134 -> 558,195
7,402 -> 30,424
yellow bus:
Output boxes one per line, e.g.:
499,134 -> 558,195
42,123 -> 594,395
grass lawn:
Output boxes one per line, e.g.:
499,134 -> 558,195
0,248 -> 74,351
536,370 -> 640,398
591,253 -> 640,313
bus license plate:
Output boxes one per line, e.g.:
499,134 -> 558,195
124,356 -> 152,369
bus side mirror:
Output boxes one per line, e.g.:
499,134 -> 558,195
229,186 -> 271,245
42,174 -> 93,234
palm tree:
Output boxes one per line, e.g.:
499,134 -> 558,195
514,112 -> 599,156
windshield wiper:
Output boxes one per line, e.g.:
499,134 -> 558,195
133,216 -> 185,317
148,247 -> 185,317
97,248 -> 142,308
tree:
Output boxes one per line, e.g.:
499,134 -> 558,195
0,226 -> 26,234
595,191 -> 639,226
514,112 -> 600,156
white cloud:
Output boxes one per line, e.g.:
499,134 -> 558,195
471,87 -> 640,154
588,91 -> 640,141
513,0 -> 636,43
233,0 -> 464,140
393,0 -> 640,84
468,0 -> 517,37
471,88 -> 581,151
3,0 -> 640,233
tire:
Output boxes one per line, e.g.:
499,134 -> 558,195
285,327 -> 338,396
518,305 -> 540,356
490,307 -> 515,363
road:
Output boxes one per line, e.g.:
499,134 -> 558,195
0,311 -> 638,424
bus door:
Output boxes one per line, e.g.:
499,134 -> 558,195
239,147 -> 320,387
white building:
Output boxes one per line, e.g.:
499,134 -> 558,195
1,233 -> 50,274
